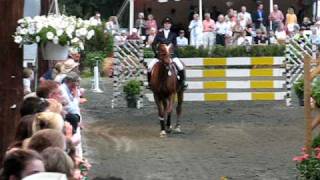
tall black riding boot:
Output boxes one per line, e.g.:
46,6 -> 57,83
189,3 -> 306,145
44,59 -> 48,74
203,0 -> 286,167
178,69 -> 187,90
147,71 -> 151,89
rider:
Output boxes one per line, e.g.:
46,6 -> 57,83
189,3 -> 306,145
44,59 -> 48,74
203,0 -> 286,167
147,17 -> 187,89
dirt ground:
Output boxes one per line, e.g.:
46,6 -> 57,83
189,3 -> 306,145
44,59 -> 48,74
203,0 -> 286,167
81,78 -> 307,180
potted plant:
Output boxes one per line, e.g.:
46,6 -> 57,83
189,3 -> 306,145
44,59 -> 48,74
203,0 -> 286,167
13,14 -> 98,60
123,80 -> 141,108
293,77 -> 304,106
293,147 -> 320,179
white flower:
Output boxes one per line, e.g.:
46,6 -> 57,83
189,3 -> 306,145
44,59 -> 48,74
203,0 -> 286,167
28,27 -> 36,35
17,19 -> 24,24
14,36 -> 23,44
36,36 -> 41,43
79,28 -> 88,36
56,29 -> 64,37
79,42 -> 84,50
89,19 -> 98,26
46,32 -> 54,40
75,29 -> 81,37
66,26 -> 75,36
71,37 -> 80,44
20,28 -> 28,35
53,36 -> 59,44
86,30 -> 95,40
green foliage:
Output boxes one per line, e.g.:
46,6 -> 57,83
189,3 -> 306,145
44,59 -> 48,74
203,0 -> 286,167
294,147 -> 320,180
312,77 -> 320,106
144,45 -> 285,58
123,80 -> 141,97
312,135 -> 320,149
294,77 -> 304,98
59,0 -> 125,20
83,24 -> 113,71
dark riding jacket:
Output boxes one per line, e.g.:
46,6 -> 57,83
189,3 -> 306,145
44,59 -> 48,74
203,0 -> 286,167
152,30 -> 178,58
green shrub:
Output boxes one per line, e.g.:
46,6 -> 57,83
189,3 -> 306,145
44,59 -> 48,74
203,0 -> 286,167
293,77 -> 304,98
123,80 -> 141,97
144,45 -> 285,58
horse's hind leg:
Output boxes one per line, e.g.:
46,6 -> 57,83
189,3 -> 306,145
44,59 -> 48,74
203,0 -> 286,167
175,90 -> 184,132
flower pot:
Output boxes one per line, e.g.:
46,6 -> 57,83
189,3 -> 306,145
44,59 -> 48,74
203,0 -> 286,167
42,42 -> 69,60
126,96 -> 137,108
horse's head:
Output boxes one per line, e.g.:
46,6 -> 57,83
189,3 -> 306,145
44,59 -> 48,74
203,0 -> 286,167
158,44 -> 173,65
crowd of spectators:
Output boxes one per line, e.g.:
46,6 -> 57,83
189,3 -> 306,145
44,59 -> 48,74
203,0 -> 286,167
1,52 -> 123,179
112,2 -> 320,48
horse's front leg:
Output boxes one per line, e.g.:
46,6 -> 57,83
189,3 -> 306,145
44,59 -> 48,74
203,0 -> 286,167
166,95 -> 175,133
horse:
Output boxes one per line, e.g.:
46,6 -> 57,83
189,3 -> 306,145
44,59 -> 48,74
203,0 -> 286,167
150,43 -> 184,137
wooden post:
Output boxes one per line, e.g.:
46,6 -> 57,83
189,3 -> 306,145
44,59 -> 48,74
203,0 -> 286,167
0,0 -> 24,164
304,54 -> 313,154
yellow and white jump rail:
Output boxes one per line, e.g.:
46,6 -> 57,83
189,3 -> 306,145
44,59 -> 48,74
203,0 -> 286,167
144,57 -> 288,102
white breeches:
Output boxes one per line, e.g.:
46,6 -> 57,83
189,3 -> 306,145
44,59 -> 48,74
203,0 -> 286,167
147,58 -> 184,72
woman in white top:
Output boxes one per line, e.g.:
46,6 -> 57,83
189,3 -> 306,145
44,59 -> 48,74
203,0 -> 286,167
188,14 -> 203,48
105,16 -> 119,35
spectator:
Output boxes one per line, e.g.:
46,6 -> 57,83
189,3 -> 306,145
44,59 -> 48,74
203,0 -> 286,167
269,4 -> 284,31
60,72 -> 81,134
127,28 -> 140,40
36,80 -> 65,103
269,31 -> 278,44
237,31 -> 252,46
315,21 -> 320,35
41,147 -> 74,178
145,28 -> 157,48
188,13 -> 203,48
27,129 -> 66,153
115,30 -> 127,45
176,30 -> 188,47
23,68 -> 34,95
238,6 -> 252,25
105,16 -> 119,35
285,7 -> 298,34
89,12 -> 102,25
135,12 -> 146,36
202,13 -> 215,48
20,97 -> 49,117
145,14 -> 157,35
55,59 -> 79,83
275,23 -> 287,43
301,17 -> 313,30
215,15 -> 228,46
252,3 -> 267,29
311,27 -> 320,45
23,172 -> 68,180
232,19 -> 245,44
1,149 -> 45,180
46,98 -> 64,115
32,112 -> 64,134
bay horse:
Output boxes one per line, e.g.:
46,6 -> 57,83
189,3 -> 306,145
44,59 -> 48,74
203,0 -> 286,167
150,43 -> 184,137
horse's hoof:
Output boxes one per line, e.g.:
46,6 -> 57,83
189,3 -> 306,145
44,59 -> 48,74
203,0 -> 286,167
166,126 -> 173,133
174,126 -> 181,133
160,130 -> 167,138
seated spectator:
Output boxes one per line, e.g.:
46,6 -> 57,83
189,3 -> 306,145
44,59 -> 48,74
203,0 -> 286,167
105,16 -> 119,35
41,147 -> 74,179
23,68 -> 34,95
145,14 -> 157,35
27,129 -> 66,153
269,31 -> 278,44
232,20 -> 245,44
285,7 -> 298,34
20,97 -> 49,117
1,149 -> 45,180
311,27 -> 320,45
23,172 -> 68,180
275,24 -> 287,42
145,27 -> 157,48
127,28 -> 140,40
301,17 -> 313,30
237,31 -> 252,46
32,112 -> 65,134
176,30 -> 188,47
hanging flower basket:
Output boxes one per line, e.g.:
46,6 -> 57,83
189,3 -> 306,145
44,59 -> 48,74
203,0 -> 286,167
41,42 -> 69,60
13,14 -> 98,56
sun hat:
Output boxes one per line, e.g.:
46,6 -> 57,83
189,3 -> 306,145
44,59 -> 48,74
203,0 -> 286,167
60,59 -> 79,74
23,172 -> 68,180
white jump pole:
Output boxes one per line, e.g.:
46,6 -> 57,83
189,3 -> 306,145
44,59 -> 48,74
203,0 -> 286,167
92,60 -> 103,93
199,0 -> 203,21
129,0 -> 134,34
269,0 -> 273,31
